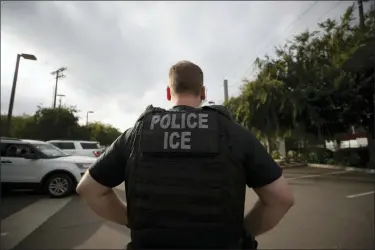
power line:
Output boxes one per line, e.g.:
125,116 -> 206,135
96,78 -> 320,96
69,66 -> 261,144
258,1 -> 320,54
226,1 -> 319,88
228,0 -> 344,89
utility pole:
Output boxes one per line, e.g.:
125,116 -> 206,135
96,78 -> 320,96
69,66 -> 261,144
57,94 -> 65,108
223,79 -> 229,103
51,67 -> 67,108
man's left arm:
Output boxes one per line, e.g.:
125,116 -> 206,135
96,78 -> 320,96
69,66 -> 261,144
76,128 -> 134,226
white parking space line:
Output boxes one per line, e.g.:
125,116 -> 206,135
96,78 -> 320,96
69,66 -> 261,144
74,223 -> 130,249
115,182 -> 125,191
287,170 -> 350,180
1,197 -> 72,250
346,191 -> 375,199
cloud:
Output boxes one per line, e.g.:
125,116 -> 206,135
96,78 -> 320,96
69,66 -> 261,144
1,1 -> 355,131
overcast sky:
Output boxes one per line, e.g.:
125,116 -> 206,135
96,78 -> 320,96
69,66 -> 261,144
1,1 -> 359,131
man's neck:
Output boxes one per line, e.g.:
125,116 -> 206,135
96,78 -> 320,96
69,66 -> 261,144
173,97 -> 202,108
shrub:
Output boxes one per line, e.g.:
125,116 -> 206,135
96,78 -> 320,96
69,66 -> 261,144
285,150 -> 306,163
271,150 -> 281,159
306,151 -> 319,163
326,158 -> 336,165
296,147 -> 333,164
333,148 -> 369,167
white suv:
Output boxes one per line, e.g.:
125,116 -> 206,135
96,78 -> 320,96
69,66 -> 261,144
46,140 -> 104,158
0,138 -> 96,198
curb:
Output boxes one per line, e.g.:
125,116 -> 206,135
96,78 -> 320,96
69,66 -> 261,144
281,163 -> 308,169
308,163 -> 375,174
275,160 -> 308,169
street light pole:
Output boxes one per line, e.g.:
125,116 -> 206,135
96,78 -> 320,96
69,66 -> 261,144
7,54 -> 21,133
5,53 -> 37,136
86,111 -> 94,126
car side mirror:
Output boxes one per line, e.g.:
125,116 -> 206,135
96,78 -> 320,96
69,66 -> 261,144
24,153 -> 39,160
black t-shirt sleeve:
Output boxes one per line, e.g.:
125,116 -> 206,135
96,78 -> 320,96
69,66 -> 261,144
88,128 -> 134,188
233,124 -> 282,188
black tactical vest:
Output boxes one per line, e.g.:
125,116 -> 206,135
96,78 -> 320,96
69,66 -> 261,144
125,105 -> 246,249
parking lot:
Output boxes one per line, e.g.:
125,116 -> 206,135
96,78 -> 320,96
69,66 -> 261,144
1,167 -> 374,250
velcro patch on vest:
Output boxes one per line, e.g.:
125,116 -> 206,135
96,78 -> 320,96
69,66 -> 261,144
141,111 -> 219,154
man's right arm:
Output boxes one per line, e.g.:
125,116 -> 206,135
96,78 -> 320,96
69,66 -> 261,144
235,124 -> 294,237
244,176 -> 294,237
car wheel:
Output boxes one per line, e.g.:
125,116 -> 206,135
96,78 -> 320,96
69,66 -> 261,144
45,173 -> 75,198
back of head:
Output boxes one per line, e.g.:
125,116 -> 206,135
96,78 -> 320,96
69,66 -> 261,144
168,60 -> 205,103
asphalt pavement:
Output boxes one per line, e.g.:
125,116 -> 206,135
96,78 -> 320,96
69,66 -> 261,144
1,167 -> 374,249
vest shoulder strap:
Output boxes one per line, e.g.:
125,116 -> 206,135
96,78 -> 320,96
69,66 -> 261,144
136,105 -> 166,122
202,105 -> 234,120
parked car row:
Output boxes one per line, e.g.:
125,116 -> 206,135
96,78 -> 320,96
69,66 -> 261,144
47,140 -> 104,158
0,137 -> 105,198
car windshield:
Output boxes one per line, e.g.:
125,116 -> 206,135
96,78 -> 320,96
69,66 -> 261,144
34,143 -> 69,158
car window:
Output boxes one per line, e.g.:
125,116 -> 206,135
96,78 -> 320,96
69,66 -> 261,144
0,143 -> 34,158
49,142 -> 60,148
0,143 -> 8,157
56,142 -> 75,150
34,143 -> 69,158
80,142 -> 99,149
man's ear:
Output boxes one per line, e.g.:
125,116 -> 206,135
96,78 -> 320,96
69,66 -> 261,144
201,86 -> 206,101
167,86 -> 171,101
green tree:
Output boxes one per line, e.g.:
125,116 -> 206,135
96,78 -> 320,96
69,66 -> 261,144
1,105 -> 122,147
1,114 -> 36,138
85,122 -> 121,146
226,4 -> 374,165
31,105 -> 84,141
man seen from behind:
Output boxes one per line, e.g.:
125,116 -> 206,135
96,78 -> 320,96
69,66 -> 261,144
76,60 -> 294,249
